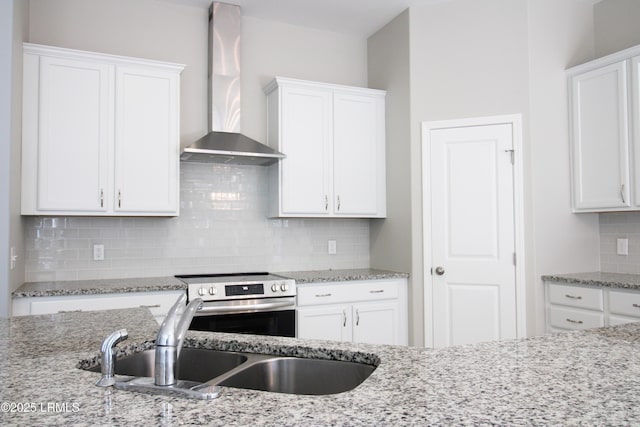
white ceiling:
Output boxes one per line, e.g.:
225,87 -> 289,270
172,0 -> 429,38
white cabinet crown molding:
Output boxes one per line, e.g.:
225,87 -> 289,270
23,43 -> 185,72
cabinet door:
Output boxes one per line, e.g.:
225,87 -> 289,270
37,56 -> 112,212
570,61 -> 630,211
352,301 -> 400,345
296,305 -> 351,342
631,56 -> 640,207
279,85 -> 332,215
114,65 -> 179,214
333,93 -> 382,216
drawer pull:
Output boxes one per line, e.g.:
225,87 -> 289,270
564,294 -> 582,300
315,293 -> 332,298
370,290 -> 384,294
633,304 -> 640,308
139,304 -> 161,309
58,309 -> 82,313
566,318 -> 583,324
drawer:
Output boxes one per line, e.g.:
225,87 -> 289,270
548,306 -> 604,331
297,280 -> 399,306
608,289 -> 640,318
24,290 -> 185,316
547,283 -> 603,311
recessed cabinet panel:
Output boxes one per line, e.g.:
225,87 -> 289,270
115,66 -> 179,213
570,61 -> 629,210
351,301 -> 400,345
632,56 -> 640,208
37,56 -> 112,212
333,93 -> 380,215
296,305 -> 351,342
280,86 -> 332,215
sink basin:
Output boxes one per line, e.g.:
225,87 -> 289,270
218,356 -> 376,395
89,348 -> 248,383
87,348 -> 375,396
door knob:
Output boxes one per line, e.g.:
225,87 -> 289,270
434,266 -> 445,276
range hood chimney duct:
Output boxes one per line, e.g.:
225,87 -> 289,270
180,2 -> 285,166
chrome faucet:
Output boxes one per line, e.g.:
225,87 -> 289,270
154,294 -> 202,386
96,329 -> 128,387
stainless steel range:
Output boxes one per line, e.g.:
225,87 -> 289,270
175,273 -> 296,338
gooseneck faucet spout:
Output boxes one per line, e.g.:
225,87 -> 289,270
96,329 -> 128,387
155,294 -> 202,386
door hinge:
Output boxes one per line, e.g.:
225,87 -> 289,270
505,149 -> 514,165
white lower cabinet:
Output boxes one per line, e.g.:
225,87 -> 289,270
545,281 -> 640,332
12,290 -> 185,325
296,279 -> 408,346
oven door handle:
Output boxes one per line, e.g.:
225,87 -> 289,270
194,300 -> 295,316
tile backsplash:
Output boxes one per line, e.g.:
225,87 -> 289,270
24,163 -> 370,282
600,212 -> 640,273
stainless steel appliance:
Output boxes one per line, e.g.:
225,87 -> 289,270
180,2 -> 285,165
175,273 -> 296,338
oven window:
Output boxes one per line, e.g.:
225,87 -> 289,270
189,310 -> 295,338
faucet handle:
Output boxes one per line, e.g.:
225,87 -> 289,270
96,329 -> 128,387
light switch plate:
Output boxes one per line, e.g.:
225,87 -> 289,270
617,238 -> 629,256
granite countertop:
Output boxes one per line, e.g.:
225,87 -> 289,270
2,308 -> 640,425
276,268 -> 408,285
12,269 -> 408,298
12,276 -> 187,297
542,271 -> 640,290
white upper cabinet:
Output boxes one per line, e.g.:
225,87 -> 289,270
567,45 -> 640,212
21,43 -> 183,216
114,65 -> 180,214
264,77 -> 386,218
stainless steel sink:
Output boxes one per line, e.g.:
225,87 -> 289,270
87,348 -> 376,396
89,348 -> 248,383
217,356 -> 376,395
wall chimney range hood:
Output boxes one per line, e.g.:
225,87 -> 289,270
180,2 -> 285,166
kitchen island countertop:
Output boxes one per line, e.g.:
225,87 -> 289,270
12,268 -> 408,298
2,308 -> 640,425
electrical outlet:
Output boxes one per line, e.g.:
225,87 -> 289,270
93,244 -> 105,261
617,238 -> 629,256
328,240 -> 337,255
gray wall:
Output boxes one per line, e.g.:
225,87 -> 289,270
367,10 -> 413,340
594,0 -> 640,57
0,0 -> 27,318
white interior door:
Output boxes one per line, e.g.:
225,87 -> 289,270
427,122 -> 517,348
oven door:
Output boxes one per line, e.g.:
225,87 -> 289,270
188,297 -> 296,338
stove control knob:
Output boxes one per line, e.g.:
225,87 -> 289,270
197,287 -> 206,297
280,283 -> 289,292
271,283 -> 279,293
208,287 -> 217,296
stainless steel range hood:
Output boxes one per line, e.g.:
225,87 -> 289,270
180,2 -> 285,166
